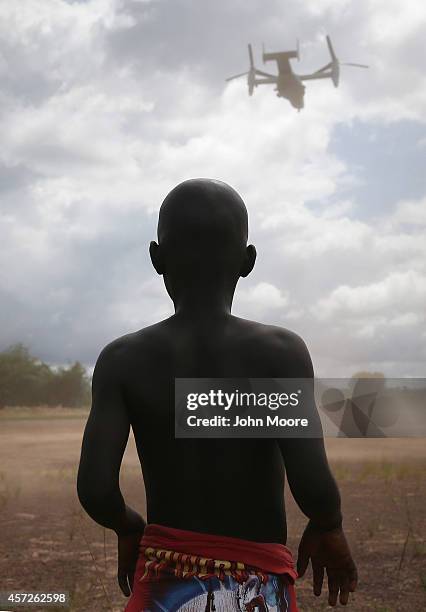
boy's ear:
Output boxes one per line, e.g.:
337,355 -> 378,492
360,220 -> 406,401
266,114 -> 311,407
149,241 -> 164,275
240,244 -> 257,278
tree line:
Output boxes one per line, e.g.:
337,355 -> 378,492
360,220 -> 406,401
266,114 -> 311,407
0,343 -> 91,408
0,343 -> 391,410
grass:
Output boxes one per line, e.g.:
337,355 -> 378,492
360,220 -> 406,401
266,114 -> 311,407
40,466 -> 78,482
329,460 -> 426,483
0,470 -> 21,511
77,515 -> 113,612
412,540 -> 426,558
0,405 -> 89,421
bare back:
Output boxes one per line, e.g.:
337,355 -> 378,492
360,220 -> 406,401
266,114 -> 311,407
115,313 -> 313,544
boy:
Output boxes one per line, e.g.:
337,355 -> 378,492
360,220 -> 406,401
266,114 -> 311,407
77,178 -> 357,610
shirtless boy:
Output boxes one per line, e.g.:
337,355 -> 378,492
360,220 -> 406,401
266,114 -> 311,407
77,178 -> 357,611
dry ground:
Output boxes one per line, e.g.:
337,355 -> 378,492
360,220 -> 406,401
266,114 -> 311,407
0,408 -> 425,612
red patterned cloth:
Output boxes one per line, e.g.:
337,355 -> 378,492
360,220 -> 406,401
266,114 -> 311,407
124,523 -> 298,611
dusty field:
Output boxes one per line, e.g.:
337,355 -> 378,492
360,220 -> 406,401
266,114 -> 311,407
0,409 -> 425,612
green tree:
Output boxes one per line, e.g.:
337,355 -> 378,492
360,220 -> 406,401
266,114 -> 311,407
0,344 -> 91,408
46,361 -> 91,407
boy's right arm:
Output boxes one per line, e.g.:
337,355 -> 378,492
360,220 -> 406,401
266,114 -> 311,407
281,436 -> 357,606
276,332 -> 357,606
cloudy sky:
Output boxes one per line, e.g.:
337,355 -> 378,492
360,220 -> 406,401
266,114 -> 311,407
1,0 -> 425,377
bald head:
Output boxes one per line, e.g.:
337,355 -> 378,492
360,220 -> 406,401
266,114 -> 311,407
151,179 -> 255,292
158,178 -> 248,247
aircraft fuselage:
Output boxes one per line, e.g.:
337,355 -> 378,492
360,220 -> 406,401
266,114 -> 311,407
276,72 -> 305,110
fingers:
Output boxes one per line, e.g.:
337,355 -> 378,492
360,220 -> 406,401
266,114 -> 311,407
118,570 -> 130,597
312,561 -> 324,597
327,565 -> 358,606
339,575 -> 350,605
327,569 -> 340,607
341,562 -> 358,604
117,532 -> 140,597
118,563 -> 137,596
296,536 -> 311,578
128,566 -> 136,593
296,548 -> 310,578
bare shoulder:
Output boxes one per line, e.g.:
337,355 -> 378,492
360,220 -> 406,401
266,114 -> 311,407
95,330 -> 140,364
94,319 -> 173,372
232,316 -> 314,378
92,334 -> 133,384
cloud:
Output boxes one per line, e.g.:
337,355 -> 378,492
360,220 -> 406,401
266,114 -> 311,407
388,196 -> 426,228
235,282 -> 289,319
315,270 -> 426,319
0,0 -> 425,377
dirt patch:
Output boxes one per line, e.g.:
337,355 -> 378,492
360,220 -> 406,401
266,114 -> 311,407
0,417 -> 425,611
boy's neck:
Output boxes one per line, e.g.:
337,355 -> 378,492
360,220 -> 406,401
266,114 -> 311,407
173,293 -> 234,321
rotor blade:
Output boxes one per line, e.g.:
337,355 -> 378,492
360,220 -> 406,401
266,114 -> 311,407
326,35 -> 337,61
312,62 -> 333,74
225,71 -> 249,82
341,62 -> 369,68
255,69 -> 276,78
248,44 -> 254,69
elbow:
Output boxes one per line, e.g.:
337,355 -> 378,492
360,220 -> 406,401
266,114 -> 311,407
77,471 -> 122,519
76,473 -> 96,512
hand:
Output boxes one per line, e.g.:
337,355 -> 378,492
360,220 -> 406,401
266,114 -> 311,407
116,507 -> 145,597
297,522 -> 358,606
117,530 -> 143,596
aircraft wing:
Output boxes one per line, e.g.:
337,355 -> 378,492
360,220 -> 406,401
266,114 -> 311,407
263,51 -> 296,75
299,71 -> 332,81
299,62 -> 333,81
255,69 -> 277,79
